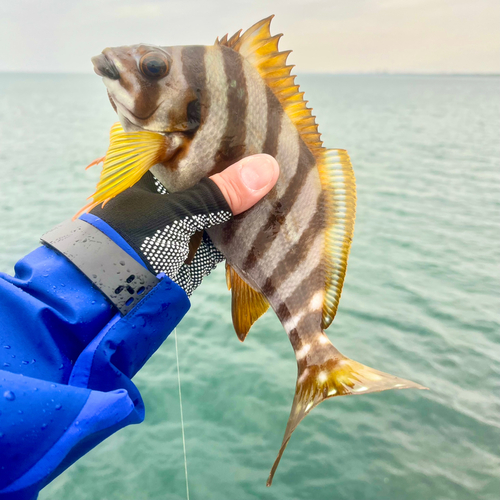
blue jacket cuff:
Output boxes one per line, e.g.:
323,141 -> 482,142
0,216 -> 190,497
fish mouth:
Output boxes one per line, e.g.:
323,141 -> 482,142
108,94 -> 168,134
128,102 -> 162,121
107,89 -> 198,136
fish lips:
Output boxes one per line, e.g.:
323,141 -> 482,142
107,92 -> 166,134
107,90 -> 196,137
92,54 -> 120,80
117,111 -> 164,135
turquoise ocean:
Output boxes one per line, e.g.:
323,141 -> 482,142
0,73 -> 499,500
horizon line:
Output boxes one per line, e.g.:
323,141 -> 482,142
0,70 -> 499,77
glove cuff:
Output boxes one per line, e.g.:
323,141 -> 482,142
41,219 -> 159,315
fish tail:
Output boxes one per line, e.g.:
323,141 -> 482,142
266,337 -> 427,486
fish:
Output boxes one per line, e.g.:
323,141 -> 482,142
81,16 -> 427,486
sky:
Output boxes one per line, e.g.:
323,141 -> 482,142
0,0 -> 499,74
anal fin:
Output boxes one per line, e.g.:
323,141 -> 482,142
226,263 -> 269,341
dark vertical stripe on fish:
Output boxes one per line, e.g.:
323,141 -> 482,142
210,46 -> 248,174
242,140 -> 316,271
111,45 -> 161,120
276,302 -> 302,346
221,77 -> 280,247
288,328 -> 302,348
261,276 -> 277,298
262,86 -> 283,157
181,46 -> 207,121
261,194 -> 325,295
295,309 -> 322,335
286,263 -> 325,316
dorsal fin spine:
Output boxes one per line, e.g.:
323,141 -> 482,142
276,85 -> 300,97
218,17 -> 323,156
262,66 -> 294,79
252,34 -> 282,53
267,76 -> 297,87
227,30 -> 242,47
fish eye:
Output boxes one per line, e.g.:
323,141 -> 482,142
139,52 -> 169,79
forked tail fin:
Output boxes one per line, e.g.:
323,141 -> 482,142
266,339 -> 427,486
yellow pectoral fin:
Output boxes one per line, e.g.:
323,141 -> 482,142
75,122 -> 168,218
226,263 -> 269,342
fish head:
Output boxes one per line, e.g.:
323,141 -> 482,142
92,41 -> 259,193
92,44 -> 201,136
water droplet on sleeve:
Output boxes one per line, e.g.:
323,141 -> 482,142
3,390 -> 15,401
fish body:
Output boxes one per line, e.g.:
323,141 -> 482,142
85,17 -> 426,485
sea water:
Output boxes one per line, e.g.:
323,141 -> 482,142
0,73 -> 498,500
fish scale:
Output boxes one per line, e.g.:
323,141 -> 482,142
82,15 -> 427,486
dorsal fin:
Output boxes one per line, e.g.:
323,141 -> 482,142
217,15 -> 324,157
317,149 -> 356,329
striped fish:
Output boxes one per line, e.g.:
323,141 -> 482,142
82,16 -> 426,486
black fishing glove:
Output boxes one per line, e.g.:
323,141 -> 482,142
89,171 -> 232,296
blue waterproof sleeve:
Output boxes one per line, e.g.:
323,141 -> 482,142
0,217 -> 190,499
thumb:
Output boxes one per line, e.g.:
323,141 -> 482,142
210,154 -> 280,215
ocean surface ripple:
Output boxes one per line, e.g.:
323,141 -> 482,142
0,73 -> 498,500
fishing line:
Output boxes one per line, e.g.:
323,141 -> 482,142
174,327 -> 190,500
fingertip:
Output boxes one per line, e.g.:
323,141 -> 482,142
210,154 -> 280,215
240,154 -> 280,192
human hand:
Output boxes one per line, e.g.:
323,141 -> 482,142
88,154 -> 280,296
